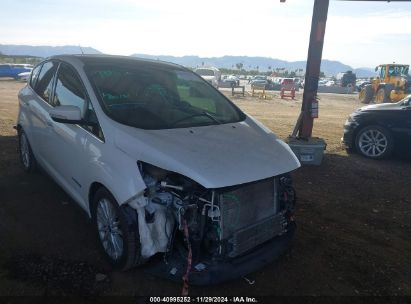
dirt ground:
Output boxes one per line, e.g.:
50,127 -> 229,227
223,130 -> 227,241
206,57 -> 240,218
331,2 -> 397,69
0,79 -> 410,297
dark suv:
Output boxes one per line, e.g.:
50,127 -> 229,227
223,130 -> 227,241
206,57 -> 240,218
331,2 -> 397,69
342,95 -> 411,159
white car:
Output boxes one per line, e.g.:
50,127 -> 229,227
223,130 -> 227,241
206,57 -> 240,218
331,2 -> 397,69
17,71 -> 32,82
193,67 -> 221,88
17,55 -> 300,284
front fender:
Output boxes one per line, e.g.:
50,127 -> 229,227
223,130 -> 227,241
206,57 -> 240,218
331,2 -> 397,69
82,143 -> 147,215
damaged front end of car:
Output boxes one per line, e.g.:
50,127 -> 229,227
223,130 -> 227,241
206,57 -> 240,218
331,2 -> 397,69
125,161 -> 297,285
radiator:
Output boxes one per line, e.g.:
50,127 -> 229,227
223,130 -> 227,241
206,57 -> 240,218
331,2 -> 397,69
219,177 -> 285,257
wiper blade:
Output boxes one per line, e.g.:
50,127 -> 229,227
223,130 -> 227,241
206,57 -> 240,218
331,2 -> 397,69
201,111 -> 221,124
170,111 -> 221,126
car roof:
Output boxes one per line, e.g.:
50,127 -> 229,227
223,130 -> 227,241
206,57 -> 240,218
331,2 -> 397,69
47,54 -> 184,70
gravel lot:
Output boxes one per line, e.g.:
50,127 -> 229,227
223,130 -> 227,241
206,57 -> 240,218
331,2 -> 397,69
0,79 -> 410,297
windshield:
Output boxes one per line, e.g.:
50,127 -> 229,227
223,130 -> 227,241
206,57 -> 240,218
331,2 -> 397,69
195,69 -> 215,76
387,65 -> 409,76
399,95 -> 411,106
87,65 -> 245,130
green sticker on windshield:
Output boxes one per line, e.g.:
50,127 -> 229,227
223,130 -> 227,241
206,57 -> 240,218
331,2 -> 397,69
97,70 -> 113,78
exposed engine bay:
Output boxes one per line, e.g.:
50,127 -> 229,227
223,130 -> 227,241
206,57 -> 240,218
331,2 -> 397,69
127,161 -> 297,284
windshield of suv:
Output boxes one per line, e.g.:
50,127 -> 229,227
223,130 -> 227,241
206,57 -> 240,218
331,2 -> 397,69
195,69 -> 215,76
87,65 -> 245,129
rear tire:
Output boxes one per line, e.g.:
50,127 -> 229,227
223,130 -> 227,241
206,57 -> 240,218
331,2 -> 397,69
91,187 -> 145,270
359,85 -> 374,104
355,125 -> 393,159
18,130 -> 37,173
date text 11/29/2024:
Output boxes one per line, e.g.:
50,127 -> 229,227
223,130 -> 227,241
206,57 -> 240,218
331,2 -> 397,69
149,297 -> 258,303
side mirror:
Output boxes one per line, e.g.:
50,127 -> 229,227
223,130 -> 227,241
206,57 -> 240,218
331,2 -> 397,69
49,105 -> 82,124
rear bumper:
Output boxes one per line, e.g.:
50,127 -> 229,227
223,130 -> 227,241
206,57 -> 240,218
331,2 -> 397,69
144,222 -> 296,285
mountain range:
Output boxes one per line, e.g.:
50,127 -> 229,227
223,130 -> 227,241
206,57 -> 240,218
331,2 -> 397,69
132,54 -> 375,78
0,44 -> 101,58
0,44 -> 375,77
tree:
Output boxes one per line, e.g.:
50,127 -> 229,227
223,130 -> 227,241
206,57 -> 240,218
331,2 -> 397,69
236,63 -> 243,71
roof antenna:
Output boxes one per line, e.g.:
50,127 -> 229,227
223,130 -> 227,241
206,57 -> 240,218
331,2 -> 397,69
79,45 -> 84,55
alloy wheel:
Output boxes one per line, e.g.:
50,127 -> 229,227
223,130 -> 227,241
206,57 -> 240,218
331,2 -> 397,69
96,198 -> 124,260
358,129 -> 387,158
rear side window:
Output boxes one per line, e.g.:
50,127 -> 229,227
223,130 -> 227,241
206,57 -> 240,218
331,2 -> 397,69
35,61 -> 59,103
30,65 -> 42,88
53,63 -> 86,116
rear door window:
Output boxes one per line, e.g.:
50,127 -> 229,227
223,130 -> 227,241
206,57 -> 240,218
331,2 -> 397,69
30,64 -> 42,88
53,63 -> 87,116
53,63 -> 104,140
34,61 -> 59,104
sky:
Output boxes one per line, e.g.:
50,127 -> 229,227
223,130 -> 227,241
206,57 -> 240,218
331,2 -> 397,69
1,0 -> 411,68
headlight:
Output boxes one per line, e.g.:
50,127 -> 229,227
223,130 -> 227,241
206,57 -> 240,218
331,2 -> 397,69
346,114 -> 360,126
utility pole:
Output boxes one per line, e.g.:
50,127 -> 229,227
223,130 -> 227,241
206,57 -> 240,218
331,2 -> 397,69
296,0 -> 329,138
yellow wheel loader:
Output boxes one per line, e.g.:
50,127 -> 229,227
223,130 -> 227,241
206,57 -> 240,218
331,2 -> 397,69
359,64 -> 410,104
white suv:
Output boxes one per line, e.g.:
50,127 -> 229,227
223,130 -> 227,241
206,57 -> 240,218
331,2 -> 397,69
17,55 -> 299,284
194,67 -> 221,88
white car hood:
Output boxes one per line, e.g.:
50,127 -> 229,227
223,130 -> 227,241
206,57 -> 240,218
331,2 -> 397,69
114,117 -> 300,188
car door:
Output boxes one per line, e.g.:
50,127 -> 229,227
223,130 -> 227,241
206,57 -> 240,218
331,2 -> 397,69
28,60 -> 59,168
381,97 -> 411,149
18,63 -> 42,153
45,62 -> 102,208
398,98 -> 411,146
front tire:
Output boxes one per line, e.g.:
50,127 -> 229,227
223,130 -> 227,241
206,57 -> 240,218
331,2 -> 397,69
355,125 -> 393,159
18,130 -> 37,172
91,188 -> 144,270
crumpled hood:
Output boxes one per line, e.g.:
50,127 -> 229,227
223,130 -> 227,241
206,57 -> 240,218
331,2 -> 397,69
114,117 -> 300,188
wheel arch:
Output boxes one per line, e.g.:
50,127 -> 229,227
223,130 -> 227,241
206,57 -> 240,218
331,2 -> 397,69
88,181 -> 106,215
87,181 -> 123,218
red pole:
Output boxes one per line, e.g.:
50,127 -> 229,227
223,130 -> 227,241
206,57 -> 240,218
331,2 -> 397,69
298,0 -> 329,139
